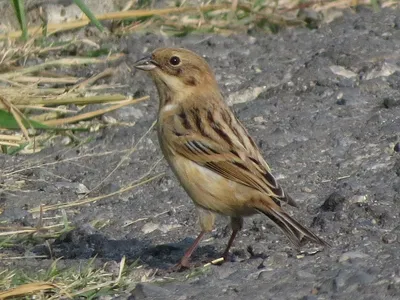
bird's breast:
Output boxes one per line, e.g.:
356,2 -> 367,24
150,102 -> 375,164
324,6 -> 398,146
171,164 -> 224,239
166,154 -> 256,217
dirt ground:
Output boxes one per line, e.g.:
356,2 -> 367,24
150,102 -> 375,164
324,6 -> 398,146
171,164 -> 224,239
1,6 -> 400,300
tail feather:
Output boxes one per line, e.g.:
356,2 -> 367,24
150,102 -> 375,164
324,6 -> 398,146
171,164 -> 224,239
254,204 -> 330,248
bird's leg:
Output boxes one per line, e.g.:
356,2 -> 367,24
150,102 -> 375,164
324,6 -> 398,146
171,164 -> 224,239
179,231 -> 205,268
173,207 -> 215,271
222,216 -> 243,261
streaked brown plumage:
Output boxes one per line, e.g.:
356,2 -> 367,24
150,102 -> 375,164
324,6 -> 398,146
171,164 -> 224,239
134,48 -> 329,269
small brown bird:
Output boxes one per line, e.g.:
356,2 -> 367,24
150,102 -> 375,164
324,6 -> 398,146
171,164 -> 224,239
134,48 -> 329,269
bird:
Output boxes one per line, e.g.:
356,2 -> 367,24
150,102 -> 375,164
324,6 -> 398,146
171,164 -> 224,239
134,47 -> 329,269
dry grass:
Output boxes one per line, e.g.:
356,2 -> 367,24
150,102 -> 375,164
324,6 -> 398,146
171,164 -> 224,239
0,255 -> 158,299
0,46 -> 147,154
2,0 -> 397,40
0,162 -> 165,298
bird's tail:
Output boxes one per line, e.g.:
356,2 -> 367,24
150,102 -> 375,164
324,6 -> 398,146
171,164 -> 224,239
252,199 -> 330,248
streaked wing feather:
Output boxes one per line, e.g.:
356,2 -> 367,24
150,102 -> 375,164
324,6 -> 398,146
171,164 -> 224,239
169,128 -> 292,206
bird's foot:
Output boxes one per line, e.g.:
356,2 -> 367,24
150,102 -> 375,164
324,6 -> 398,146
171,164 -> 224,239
167,257 -> 192,273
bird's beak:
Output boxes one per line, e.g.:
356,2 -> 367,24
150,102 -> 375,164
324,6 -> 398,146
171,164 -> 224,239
133,56 -> 158,71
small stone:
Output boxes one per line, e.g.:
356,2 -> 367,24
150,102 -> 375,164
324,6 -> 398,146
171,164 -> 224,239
61,136 -> 71,145
339,251 -> 369,263
75,183 -> 89,194
300,296 -> 318,300
141,222 -> 159,234
350,195 -> 368,204
253,116 -> 265,124
330,65 -> 357,78
90,124 -> 101,132
257,270 -> 274,280
394,142 -> 400,153
382,232 -> 397,244
301,187 -> 312,193
336,98 -> 346,105
130,283 -> 172,300
102,115 -> 117,124
55,182 -> 89,194
320,192 -> 346,212
311,215 -> 326,229
383,97 -> 400,108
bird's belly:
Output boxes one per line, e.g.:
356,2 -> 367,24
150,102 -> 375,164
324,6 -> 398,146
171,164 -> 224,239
169,155 -> 256,217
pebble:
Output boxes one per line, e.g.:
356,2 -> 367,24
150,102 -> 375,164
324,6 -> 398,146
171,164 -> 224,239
141,222 -> 160,234
54,182 -> 89,194
339,251 -> 370,263
320,192 -> 346,212
61,136 -> 72,145
383,97 -> 400,109
382,232 -> 397,244
350,195 -> 368,204
300,296 -> 318,300
301,187 -> 312,193
394,142 -> 400,153
75,183 -> 90,194
130,283 -> 172,300
102,115 -> 117,124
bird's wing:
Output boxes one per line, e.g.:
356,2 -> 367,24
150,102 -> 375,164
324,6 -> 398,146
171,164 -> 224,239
165,106 -> 296,207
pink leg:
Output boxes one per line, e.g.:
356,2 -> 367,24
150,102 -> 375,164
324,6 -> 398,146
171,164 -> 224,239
222,229 -> 239,260
177,231 -> 205,269
222,216 -> 243,261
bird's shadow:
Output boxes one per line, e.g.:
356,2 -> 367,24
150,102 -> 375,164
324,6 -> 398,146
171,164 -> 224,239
32,225 -> 220,270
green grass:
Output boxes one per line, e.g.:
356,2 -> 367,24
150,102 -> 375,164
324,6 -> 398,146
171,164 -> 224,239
0,257 -> 143,299
11,0 -> 28,40
11,0 -> 103,40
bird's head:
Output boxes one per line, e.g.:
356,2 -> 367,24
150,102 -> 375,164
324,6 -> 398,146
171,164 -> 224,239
134,48 -> 219,104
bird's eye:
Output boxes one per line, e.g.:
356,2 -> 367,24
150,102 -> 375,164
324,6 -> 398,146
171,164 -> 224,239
169,56 -> 181,66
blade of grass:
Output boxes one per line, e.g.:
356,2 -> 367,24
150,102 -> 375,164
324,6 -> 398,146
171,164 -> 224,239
73,0 -> 105,32
0,55 -> 124,80
14,105 -> 76,113
0,94 -> 127,107
11,0 -> 28,40
0,134 -> 23,142
41,96 -> 149,126
0,109 -> 49,130
0,96 -> 31,141
0,109 -> 88,133
0,141 -> 20,147
13,76 -> 80,84
0,282 -> 58,299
